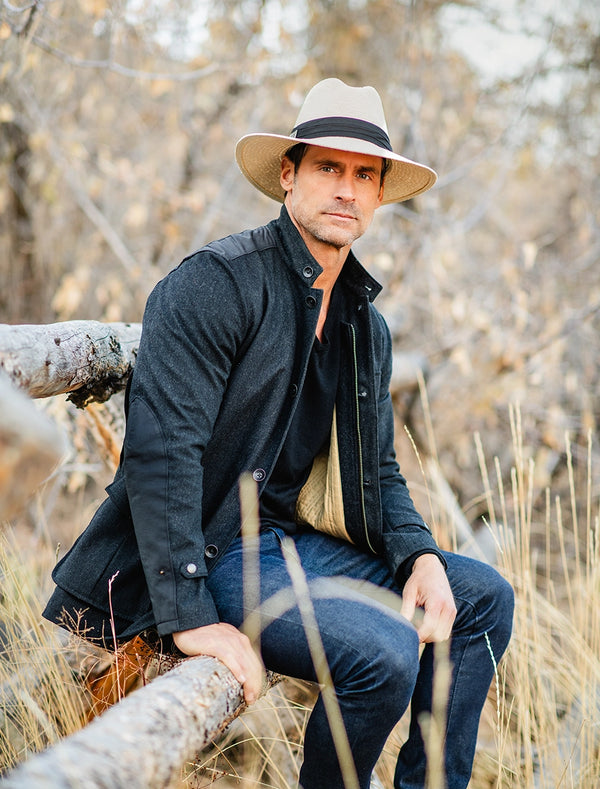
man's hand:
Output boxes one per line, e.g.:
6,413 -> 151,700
173,623 -> 265,705
400,554 -> 457,643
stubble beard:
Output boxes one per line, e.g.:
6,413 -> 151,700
297,209 -> 364,251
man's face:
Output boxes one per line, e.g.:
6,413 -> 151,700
280,146 -> 385,254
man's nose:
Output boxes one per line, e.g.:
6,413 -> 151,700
334,173 -> 356,201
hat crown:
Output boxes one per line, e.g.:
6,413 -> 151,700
293,78 -> 390,136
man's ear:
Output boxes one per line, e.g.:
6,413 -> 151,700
280,156 -> 295,193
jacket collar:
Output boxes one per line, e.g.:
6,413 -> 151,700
274,205 -> 382,303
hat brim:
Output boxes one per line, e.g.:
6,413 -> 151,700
235,133 -> 437,205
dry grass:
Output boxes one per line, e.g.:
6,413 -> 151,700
0,529 -> 89,774
472,408 -> 600,788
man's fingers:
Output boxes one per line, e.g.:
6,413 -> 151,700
211,631 -> 265,705
235,645 -> 265,705
173,623 -> 265,705
416,610 -> 439,643
416,602 -> 456,643
400,587 -> 417,625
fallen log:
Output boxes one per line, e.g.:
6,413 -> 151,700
1,655 -> 275,789
0,371 -> 67,521
0,321 -> 141,407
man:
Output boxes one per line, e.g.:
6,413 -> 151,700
44,78 -> 514,788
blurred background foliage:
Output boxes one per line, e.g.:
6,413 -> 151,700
0,0 -> 599,543
1,2 -> 600,785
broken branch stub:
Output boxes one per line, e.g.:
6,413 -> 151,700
0,321 -> 141,407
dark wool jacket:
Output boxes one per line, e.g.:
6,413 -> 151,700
44,205 -> 443,643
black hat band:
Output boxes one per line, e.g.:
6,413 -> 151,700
290,116 -> 393,152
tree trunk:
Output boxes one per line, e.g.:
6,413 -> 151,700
0,372 -> 66,521
0,321 -> 141,407
2,655 -> 275,789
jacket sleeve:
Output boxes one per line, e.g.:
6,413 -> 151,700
123,251 -> 248,636
374,313 -> 446,585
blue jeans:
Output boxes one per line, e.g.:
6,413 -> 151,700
206,528 -> 514,789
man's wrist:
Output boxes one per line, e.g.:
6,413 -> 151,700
411,552 -> 444,571
408,550 -> 447,576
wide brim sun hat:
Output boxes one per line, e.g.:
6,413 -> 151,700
235,78 -> 437,206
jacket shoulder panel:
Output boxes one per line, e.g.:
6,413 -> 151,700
186,224 -> 278,265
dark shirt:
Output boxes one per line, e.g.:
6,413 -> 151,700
259,282 -> 343,532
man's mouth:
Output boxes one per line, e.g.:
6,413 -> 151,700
325,211 -> 357,221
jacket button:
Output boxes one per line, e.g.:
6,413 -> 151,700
252,468 -> 266,482
358,389 -> 368,398
302,265 -> 314,278
186,562 -> 197,574
305,295 -> 317,308
290,383 -> 298,397
204,544 -> 219,559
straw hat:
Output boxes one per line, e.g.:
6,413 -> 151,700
235,78 -> 437,206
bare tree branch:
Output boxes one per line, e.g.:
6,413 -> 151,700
30,35 -> 223,82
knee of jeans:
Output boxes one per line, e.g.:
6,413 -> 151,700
370,626 -> 421,698
331,622 -> 420,702
495,574 -> 515,637
480,571 -> 515,652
